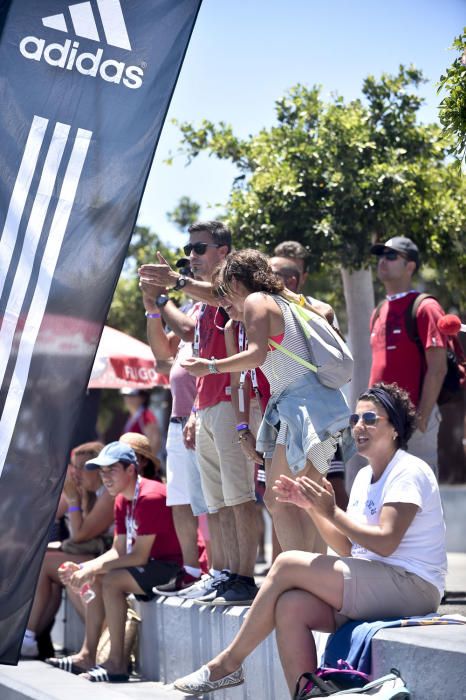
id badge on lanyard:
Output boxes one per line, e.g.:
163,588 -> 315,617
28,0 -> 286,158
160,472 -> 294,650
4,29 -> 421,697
193,303 -> 207,357
126,476 -> 141,555
238,323 -> 260,413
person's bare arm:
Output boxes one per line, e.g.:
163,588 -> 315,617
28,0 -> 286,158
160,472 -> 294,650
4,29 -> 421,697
224,321 -> 264,464
69,490 -> 114,543
70,533 -> 155,586
139,253 -> 218,305
417,347 -> 447,431
274,475 -> 351,555
181,293 -> 271,375
160,300 -> 196,342
297,476 -> 418,557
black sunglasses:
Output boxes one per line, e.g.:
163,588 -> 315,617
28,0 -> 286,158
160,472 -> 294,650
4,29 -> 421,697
183,242 -> 221,256
376,250 -> 407,261
349,411 -> 388,428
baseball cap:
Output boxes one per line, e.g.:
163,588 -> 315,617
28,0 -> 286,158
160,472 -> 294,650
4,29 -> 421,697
85,441 -> 138,470
370,237 -> 419,267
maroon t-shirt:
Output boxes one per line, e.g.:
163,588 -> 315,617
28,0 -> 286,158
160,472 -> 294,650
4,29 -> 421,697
369,293 -> 446,406
114,478 -> 182,565
196,305 -> 231,410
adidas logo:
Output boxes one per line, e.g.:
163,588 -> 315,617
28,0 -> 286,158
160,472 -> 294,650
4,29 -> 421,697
19,0 -> 144,90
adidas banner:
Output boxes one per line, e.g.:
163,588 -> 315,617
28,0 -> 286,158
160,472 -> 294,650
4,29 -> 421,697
0,0 -> 202,664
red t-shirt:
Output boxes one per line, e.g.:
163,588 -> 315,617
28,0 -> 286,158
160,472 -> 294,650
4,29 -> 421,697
123,407 -> 157,435
114,478 -> 182,565
369,293 -> 446,406
196,305 -> 231,410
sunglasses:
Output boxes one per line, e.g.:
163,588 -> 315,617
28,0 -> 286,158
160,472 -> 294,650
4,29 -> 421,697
376,250 -> 407,261
183,242 -> 221,256
349,411 -> 388,428
213,284 -> 228,299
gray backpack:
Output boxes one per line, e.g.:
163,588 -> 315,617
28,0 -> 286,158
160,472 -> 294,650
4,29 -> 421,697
268,297 -> 353,389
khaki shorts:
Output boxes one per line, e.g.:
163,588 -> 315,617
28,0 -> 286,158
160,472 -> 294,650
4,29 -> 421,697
335,557 -> 441,628
196,401 -> 255,511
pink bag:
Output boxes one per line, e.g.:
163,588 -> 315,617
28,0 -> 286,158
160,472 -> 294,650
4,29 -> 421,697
294,660 -> 370,699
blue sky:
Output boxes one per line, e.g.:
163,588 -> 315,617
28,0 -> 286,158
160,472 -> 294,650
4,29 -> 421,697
137,0 -> 465,251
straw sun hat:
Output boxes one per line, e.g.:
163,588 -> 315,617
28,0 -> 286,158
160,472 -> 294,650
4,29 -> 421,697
120,432 -> 158,466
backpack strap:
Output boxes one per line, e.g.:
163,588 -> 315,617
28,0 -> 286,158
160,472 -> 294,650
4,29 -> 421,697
268,299 -> 319,373
404,292 -> 435,353
268,338 -> 318,373
370,300 -> 386,332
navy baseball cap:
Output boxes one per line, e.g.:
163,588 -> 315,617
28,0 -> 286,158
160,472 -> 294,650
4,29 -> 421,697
85,441 -> 137,470
370,237 -> 419,267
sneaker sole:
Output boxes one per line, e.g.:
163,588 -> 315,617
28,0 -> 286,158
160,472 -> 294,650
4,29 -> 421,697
173,678 -> 244,695
210,599 -> 254,606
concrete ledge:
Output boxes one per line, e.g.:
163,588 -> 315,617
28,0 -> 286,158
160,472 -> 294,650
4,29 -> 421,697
440,486 -> 466,553
371,625 -> 466,699
136,597 -> 329,698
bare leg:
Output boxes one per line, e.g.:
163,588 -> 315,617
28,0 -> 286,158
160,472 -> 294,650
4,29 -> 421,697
68,575 -> 106,670
171,504 -> 200,568
206,512 -> 226,571
232,500 -> 259,578
205,550 -> 345,680
218,506 -> 239,573
99,570 -> 145,675
27,551 -> 91,634
256,503 -> 266,562
272,524 -> 282,563
264,446 -> 323,552
66,586 -> 86,621
275,589 -> 336,693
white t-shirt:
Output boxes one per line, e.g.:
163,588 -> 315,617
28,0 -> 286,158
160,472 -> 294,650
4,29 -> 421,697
347,449 -> 447,595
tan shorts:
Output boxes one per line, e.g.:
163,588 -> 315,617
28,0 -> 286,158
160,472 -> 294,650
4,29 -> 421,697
335,557 -> 441,628
196,402 -> 255,511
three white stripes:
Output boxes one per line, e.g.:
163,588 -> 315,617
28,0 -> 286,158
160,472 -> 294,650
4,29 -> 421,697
0,116 -> 92,477
42,0 -> 131,51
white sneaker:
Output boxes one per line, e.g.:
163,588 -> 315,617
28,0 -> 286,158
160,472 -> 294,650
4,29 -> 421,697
174,664 -> 244,695
21,634 -> 38,658
174,573 -> 216,599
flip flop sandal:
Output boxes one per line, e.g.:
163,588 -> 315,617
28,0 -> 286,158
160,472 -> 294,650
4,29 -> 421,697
81,665 -> 130,683
45,656 -> 89,675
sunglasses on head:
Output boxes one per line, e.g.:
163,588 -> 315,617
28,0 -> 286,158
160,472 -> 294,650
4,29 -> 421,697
183,242 -> 221,256
349,411 -> 388,428
376,250 -> 407,261
213,284 -> 229,299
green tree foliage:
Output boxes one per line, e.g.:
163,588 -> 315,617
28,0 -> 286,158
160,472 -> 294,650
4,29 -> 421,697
107,225 -> 174,341
175,66 -> 466,305
438,27 -> 466,163
167,195 -> 201,230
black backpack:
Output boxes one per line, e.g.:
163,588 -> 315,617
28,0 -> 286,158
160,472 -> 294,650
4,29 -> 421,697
371,293 -> 465,405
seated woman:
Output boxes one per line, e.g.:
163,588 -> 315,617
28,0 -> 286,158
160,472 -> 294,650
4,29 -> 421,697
119,431 -> 163,481
173,382 -> 447,696
182,249 -> 351,553
21,441 -> 114,658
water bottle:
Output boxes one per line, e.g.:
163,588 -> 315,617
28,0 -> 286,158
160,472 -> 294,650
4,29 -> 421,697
79,582 -> 96,604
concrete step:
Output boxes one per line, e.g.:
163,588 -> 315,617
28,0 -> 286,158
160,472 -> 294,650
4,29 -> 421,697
372,625 -> 466,699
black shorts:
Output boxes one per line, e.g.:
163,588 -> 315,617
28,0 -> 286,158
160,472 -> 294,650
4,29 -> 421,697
127,559 -> 180,601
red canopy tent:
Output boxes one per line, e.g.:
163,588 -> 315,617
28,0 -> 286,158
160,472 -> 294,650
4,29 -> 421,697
89,325 -> 169,389
35,315 -> 168,389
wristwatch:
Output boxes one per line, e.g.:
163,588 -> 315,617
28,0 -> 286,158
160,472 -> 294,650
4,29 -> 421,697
173,275 -> 188,291
155,293 -> 170,308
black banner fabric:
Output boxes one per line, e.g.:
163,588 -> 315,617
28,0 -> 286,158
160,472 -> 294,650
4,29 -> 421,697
0,0 -> 201,663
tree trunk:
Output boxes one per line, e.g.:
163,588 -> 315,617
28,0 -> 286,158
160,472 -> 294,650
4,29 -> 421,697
340,266 -> 375,487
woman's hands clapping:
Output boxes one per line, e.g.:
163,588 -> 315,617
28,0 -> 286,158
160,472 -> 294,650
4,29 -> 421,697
273,474 -> 336,518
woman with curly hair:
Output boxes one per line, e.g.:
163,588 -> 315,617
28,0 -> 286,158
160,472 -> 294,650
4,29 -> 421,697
174,382 -> 447,696
182,249 -> 351,552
